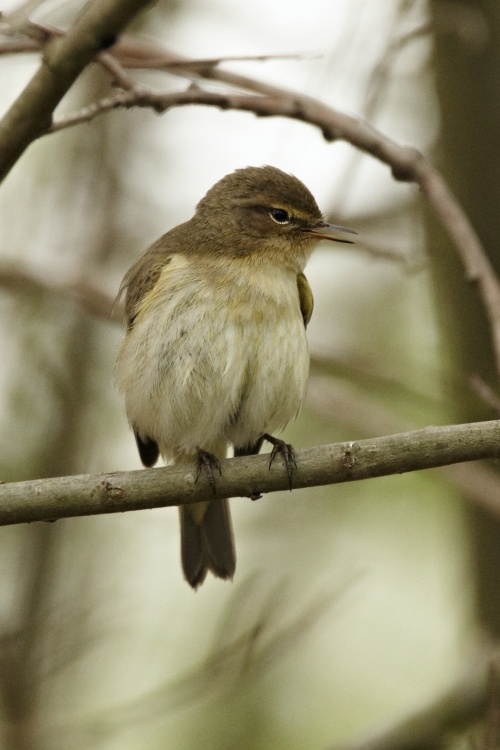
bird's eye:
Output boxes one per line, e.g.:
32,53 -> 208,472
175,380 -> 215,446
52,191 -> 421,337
269,208 -> 291,225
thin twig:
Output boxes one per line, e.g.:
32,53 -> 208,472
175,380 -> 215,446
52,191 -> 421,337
0,0 -> 155,181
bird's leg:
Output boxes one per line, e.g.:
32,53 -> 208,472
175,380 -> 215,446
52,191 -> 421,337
262,433 -> 297,490
195,447 -> 222,494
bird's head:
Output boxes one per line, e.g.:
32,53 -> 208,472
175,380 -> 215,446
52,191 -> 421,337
193,165 -> 356,270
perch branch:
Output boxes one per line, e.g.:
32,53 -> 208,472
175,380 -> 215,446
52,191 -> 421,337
0,420 -> 499,526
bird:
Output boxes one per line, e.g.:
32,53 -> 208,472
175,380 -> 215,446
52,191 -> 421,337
115,165 -> 356,589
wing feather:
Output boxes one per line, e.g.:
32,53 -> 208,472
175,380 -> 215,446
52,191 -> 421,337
297,272 -> 314,327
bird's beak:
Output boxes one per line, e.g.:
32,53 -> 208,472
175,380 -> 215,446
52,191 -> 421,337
304,221 -> 357,244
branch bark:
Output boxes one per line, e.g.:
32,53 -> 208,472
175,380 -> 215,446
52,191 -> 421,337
0,0 -> 153,181
1,420 -> 499,526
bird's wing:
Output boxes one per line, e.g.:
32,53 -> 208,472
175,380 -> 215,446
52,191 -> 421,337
118,244 -> 173,328
134,431 -> 160,467
297,272 -> 314,327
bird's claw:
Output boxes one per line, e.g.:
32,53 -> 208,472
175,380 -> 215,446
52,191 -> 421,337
263,434 -> 297,490
195,447 -> 222,494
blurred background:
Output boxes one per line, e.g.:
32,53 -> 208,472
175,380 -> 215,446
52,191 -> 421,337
1,0 -> 499,748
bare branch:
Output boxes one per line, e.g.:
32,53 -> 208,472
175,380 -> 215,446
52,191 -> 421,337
307,373 -> 500,516
0,38 -> 40,54
97,50 -> 137,90
1,421 -> 499,526
417,166 -> 500,377
0,0 -> 154,182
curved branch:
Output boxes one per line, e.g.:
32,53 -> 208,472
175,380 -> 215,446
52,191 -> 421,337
44,75 -> 500,381
1,420 -> 499,526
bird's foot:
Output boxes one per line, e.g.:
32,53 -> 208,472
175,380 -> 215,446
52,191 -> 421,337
195,447 -> 222,494
262,434 -> 297,490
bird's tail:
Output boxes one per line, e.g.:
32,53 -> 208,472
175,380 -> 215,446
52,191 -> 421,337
175,444 -> 235,589
179,497 -> 235,588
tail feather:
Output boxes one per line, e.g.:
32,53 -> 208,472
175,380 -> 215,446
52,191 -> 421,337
180,499 -> 236,589
179,506 -> 207,588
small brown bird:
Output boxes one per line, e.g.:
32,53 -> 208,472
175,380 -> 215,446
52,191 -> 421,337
116,166 -> 355,588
